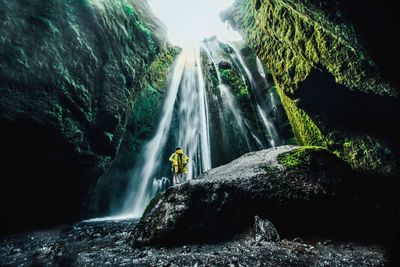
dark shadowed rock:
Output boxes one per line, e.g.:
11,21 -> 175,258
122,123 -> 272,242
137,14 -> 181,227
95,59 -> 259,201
254,216 -> 280,243
0,0 -> 166,232
131,146 -> 356,246
218,60 -> 231,70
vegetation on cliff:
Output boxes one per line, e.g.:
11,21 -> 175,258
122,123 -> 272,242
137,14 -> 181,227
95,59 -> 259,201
0,0 -> 167,231
231,0 -> 399,176
86,44 -> 179,216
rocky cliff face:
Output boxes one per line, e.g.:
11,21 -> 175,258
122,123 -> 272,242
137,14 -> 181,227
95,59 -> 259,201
85,44 -> 179,216
0,0 -> 166,232
229,0 -> 400,176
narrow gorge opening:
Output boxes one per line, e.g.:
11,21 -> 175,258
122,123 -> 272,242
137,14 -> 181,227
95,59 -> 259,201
87,0 -> 293,220
1,0 -> 399,265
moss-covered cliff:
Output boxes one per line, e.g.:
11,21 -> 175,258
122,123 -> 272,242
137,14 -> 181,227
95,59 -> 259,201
86,44 -> 179,216
0,0 -> 166,231
231,0 -> 400,176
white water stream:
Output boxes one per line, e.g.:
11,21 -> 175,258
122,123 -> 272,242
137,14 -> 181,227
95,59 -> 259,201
88,40 -> 286,221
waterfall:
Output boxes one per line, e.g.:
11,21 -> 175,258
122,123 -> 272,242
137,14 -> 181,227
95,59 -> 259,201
202,44 -> 254,150
224,42 -> 281,147
117,48 -> 213,218
256,57 -> 267,81
175,47 -> 212,181
119,52 -> 187,217
106,39 -> 286,220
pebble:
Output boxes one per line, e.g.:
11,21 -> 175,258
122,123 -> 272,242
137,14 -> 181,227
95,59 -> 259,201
323,240 -> 332,245
293,237 -> 304,243
138,251 -> 147,258
0,220 -> 387,266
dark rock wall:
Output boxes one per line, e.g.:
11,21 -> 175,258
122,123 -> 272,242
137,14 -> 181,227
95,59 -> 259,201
231,0 -> 400,176
0,0 -> 166,232
85,44 -> 179,217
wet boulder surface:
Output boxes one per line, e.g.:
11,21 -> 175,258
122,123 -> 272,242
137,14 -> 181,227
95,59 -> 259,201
0,0 -> 165,232
131,146 -> 399,249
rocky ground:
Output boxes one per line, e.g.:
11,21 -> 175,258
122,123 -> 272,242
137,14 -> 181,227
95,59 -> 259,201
1,146 -> 397,266
129,145 -> 398,266
0,218 -> 388,267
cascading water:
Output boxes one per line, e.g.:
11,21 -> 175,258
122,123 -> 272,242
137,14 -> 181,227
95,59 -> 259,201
105,39 -> 287,220
202,44 -> 254,150
117,48 -> 213,218
256,57 -> 282,124
256,57 -> 268,81
118,52 -> 187,217
175,47 -> 212,181
225,42 -> 282,147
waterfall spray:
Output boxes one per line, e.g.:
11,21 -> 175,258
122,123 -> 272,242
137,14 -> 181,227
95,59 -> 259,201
202,44 -> 253,150
120,52 -> 187,217
224,42 -> 281,147
118,47 -> 214,217
94,40 -> 286,221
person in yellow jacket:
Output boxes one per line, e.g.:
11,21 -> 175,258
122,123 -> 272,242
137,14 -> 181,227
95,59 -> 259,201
169,147 -> 189,185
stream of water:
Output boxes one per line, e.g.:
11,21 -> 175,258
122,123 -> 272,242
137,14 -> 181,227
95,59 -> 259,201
101,39 -> 285,219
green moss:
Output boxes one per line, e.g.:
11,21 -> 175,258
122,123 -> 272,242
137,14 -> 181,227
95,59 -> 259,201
276,85 -> 327,147
232,0 -> 398,175
142,192 -> 164,217
277,146 -> 328,168
200,50 -> 220,91
147,45 -> 179,90
135,20 -> 156,53
117,1 -> 157,54
331,135 -> 397,176
233,0 -> 395,96
122,2 -> 135,15
80,0 -> 90,5
104,131 -> 114,142
220,68 -> 249,97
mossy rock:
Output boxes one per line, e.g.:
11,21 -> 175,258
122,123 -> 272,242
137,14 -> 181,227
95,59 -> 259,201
0,0 -> 168,231
232,0 -> 400,176
277,146 -> 329,168
84,44 -> 179,217
130,146 -> 356,246
220,68 -> 249,97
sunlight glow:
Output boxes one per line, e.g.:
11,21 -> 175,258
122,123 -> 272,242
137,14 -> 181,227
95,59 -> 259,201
148,0 -> 242,47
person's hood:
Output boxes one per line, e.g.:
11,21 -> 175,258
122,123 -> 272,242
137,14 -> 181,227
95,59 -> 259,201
176,149 -> 183,155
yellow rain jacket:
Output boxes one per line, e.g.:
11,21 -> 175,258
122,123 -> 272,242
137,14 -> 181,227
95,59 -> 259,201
169,149 -> 189,174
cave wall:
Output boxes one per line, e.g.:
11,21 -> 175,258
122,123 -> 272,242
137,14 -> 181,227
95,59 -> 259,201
231,0 -> 400,176
0,0 -> 166,232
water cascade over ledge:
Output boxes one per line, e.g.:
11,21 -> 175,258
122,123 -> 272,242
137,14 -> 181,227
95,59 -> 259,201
112,39 -> 287,219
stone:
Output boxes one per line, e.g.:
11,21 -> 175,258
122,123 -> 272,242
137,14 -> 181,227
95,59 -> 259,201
130,146 -> 355,246
254,216 -> 280,242
218,60 -> 232,70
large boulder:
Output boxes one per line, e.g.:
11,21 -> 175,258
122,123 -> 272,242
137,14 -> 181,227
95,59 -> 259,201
0,0 -> 166,232
131,146 -> 361,246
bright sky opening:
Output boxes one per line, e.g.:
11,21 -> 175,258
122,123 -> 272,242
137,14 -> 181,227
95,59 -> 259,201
148,0 -> 242,47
